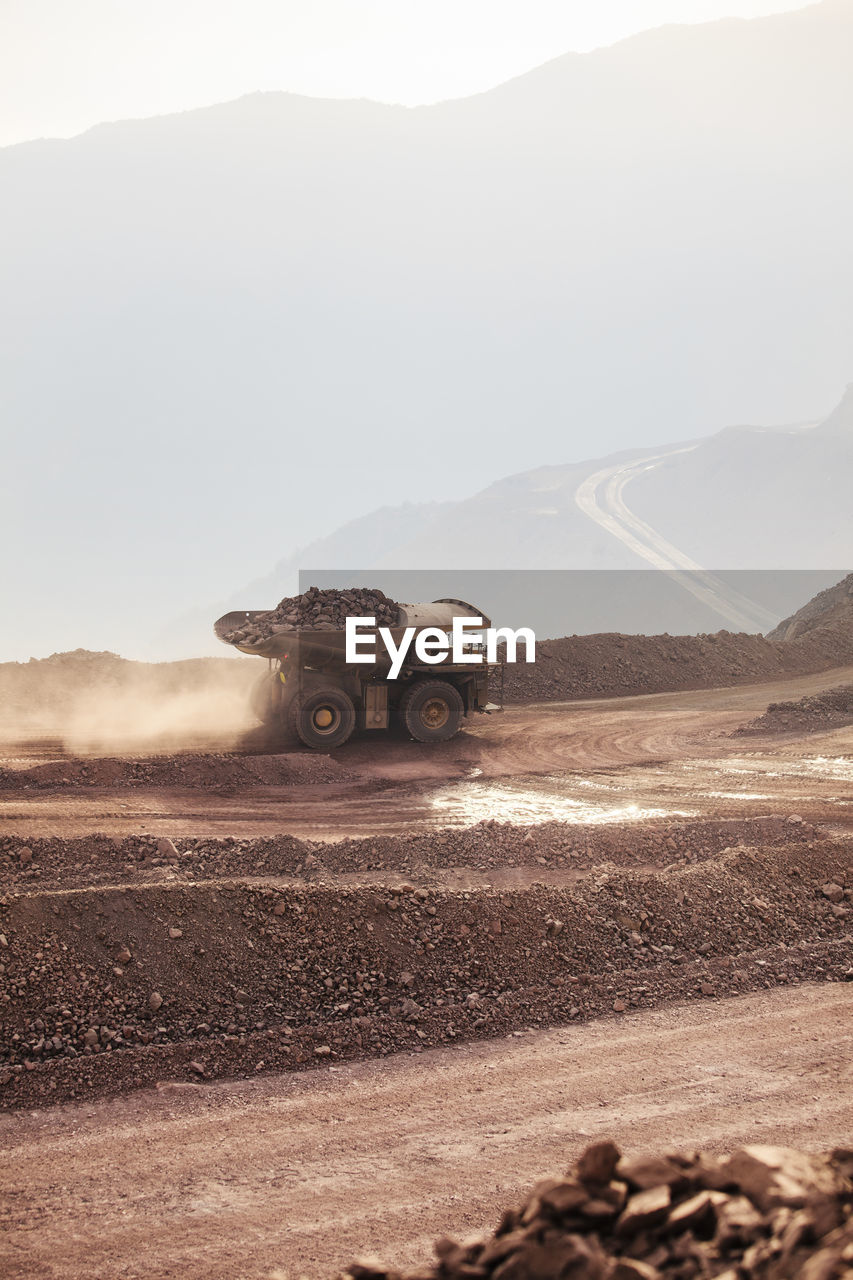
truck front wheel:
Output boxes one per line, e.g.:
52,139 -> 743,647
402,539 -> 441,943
400,680 -> 464,743
291,688 -> 356,749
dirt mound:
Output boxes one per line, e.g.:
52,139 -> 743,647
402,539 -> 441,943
0,751 -> 351,791
769,571 -> 853,643
737,685 -> 853,737
347,1140 -> 853,1280
1,825 -> 850,1108
497,572 -> 853,703
499,622 -> 853,704
499,632 -> 778,702
223,585 -> 398,645
0,817 -> 818,891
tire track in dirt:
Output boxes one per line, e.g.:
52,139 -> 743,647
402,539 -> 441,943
1,983 -> 852,1280
2,667 -> 852,839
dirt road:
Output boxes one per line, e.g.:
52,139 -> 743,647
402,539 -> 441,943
2,663 -> 851,1278
1,982 -> 851,1280
2,665 -> 852,840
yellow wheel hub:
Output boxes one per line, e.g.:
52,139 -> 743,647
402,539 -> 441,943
421,697 -> 450,729
314,707 -> 334,728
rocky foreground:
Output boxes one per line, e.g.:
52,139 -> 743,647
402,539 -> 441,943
346,1140 -> 853,1280
1,817 -> 851,1108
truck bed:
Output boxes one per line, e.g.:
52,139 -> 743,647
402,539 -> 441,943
214,600 -> 490,668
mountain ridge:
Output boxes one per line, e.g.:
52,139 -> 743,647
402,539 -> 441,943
2,0 -> 852,658
155,384 -> 853,658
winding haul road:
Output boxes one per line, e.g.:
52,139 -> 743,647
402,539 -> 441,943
574,447 -> 779,633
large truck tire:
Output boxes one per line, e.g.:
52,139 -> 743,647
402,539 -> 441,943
291,687 -> 356,750
400,680 -> 464,743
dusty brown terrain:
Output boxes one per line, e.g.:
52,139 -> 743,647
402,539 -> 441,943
2,664 -> 853,841
736,683 -> 853,737
1,984 -> 852,1279
1,664 -> 852,1113
1,619 -> 852,1276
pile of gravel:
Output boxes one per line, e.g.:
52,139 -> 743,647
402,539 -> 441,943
736,685 -> 853,737
346,1140 -> 853,1280
497,628 -> 853,705
3,831 -> 851,1107
224,586 -> 399,644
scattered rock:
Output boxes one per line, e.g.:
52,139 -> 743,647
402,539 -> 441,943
617,1184 -> 671,1235
343,1141 -> 853,1280
223,586 -> 399,645
718,1144 -> 842,1213
576,1141 -> 621,1186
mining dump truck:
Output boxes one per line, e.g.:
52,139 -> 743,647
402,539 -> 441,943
214,598 -> 494,749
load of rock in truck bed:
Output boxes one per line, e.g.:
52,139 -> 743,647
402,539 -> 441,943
345,1140 -> 853,1280
222,586 -> 399,645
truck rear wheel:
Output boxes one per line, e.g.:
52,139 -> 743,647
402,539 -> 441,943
291,688 -> 356,750
401,680 -> 464,743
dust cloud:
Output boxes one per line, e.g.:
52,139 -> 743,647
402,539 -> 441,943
0,651 -> 259,755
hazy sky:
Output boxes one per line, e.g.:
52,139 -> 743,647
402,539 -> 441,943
2,0 -> 814,147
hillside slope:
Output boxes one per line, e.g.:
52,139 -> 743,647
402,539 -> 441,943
769,570 -> 853,642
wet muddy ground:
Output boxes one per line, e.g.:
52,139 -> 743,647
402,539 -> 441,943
2,664 -> 852,839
